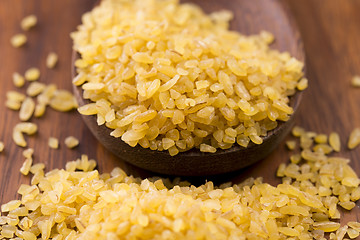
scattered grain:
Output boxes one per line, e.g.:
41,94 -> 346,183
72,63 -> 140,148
297,78 -> 308,91
3,1 -> 359,239
1,200 -> 21,212
22,148 -> 34,159
19,97 -> 35,121
46,52 -> 58,69
64,136 -> 79,149
20,158 -> 33,176
26,82 -> 46,97
329,132 -> 341,152
286,140 -> 296,150
12,72 -> 25,87
5,99 -> 21,110
48,137 -> 59,149
20,15 -> 37,30
2,125 -> 360,239
351,75 -> 360,88
49,90 -> 77,112
314,134 -> 327,144
6,91 -> 25,110
34,103 -> 46,117
6,91 -> 26,102
347,228 -> 359,239
12,122 -> 38,147
10,34 -> 27,48
13,129 -> 27,147
24,68 -> 40,81
348,128 -> 360,149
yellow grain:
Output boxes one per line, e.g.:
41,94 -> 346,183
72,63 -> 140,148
71,0 -> 305,155
0,141 -> 4,153
46,52 -> 58,69
348,128 -> 360,149
24,68 -> 40,81
329,132 -> 341,152
64,136 -> 79,149
21,15 -> 37,30
19,97 -> 35,121
12,72 -> 25,87
351,75 -> 360,87
10,34 -> 27,48
20,158 -> 33,176
48,137 -> 59,149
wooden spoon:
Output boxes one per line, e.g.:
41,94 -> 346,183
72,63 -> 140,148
72,0 -> 305,176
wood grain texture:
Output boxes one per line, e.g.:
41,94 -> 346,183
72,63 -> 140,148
0,0 -> 360,226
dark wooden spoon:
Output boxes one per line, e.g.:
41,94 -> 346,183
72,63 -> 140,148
72,0 -> 305,176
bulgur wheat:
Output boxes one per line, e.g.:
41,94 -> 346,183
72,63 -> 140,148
348,128 -> 360,149
351,75 -> 360,87
26,82 -> 46,97
329,132 -> 341,152
10,34 -> 27,48
64,136 -> 79,149
1,127 -> 360,239
46,52 -> 58,69
19,97 -> 35,121
72,0 -> 306,155
20,158 -> 32,176
48,137 -> 59,149
24,68 -> 40,81
20,14 -> 37,31
12,72 -> 25,88
12,122 -> 37,147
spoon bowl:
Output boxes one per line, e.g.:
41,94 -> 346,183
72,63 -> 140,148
73,0 -> 305,176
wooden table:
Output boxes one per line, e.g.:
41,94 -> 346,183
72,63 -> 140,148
0,0 -> 360,227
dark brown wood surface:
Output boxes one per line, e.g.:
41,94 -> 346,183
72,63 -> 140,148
1,0 -> 360,227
